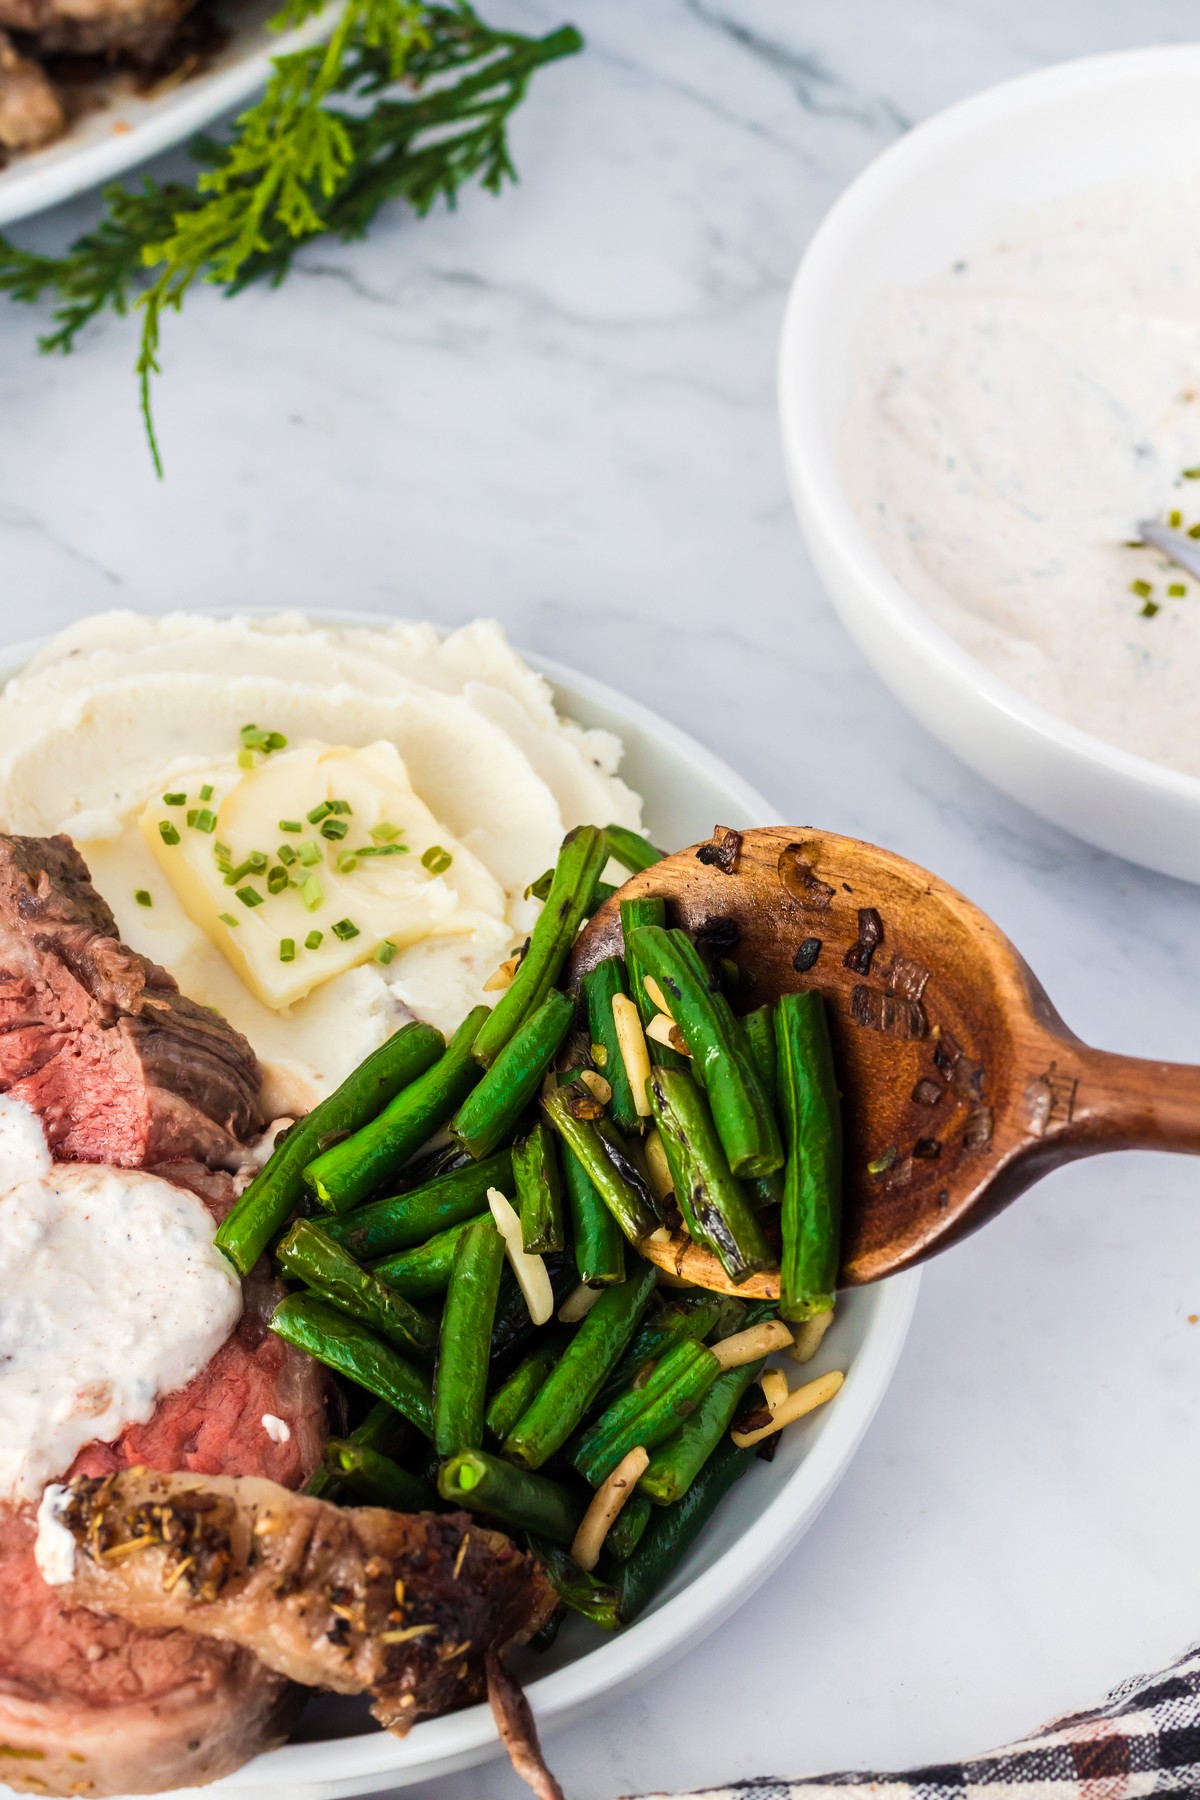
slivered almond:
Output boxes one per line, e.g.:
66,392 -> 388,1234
731,1370 -> 844,1448
570,1446 -> 650,1572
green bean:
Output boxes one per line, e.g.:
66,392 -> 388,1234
303,1007 -> 488,1212
490,1253 -> 575,1364
214,1020 -> 445,1274
562,1139 -> 625,1286
592,1293 -> 731,1416
742,1005 -> 777,1094
323,1440 -> 437,1512
775,990 -> 842,1323
270,1294 -> 433,1437
485,1334 -> 569,1442
276,1219 -> 437,1361
512,1122 -> 565,1255
323,1152 -> 513,1261
620,896 -> 687,1072
583,957 -> 642,1135
526,870 -> 617,915
304,1399 -> 408,1500
571,1338 -> 720,1487
613,1434 -> 755,1624
528,1537 -> 621,1627
438,1449 -> 585,1545
433,1214 -> 505,1457
636,1298 -> 775,1507
603,825 -> 664,876
504,1262 -> 658,1469
473,826 -> 609,1066
604,1493 -> 652,1560
369,1216 -> 481,1300
452,989 -> 575,1160
647,1068 -> 771,1283
543,1084 -> 658,1246
627,926 -> 783,1179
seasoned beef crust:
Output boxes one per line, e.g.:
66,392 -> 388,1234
0,833 -> 263,1167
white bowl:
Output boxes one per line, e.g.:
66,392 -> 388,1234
0,623 -> 919,1800
779,46 -> 1200,886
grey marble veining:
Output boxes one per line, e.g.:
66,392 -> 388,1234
2,2 -> 1200,1796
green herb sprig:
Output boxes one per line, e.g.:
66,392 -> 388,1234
0,2 -> 581,474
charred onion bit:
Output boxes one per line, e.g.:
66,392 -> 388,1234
843,908 -> 884,977
694,826 -> 742,874
776,843 -> 835,910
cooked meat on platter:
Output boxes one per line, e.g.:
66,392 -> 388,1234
0,26 -> 62,150
0,0 -> 194,62
44,1469 -> 554,1732
0,834 -> 263,1169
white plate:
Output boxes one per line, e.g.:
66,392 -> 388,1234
779,47 -> 1200,886
0,622 -> 919,1800
0,0 -> 332,230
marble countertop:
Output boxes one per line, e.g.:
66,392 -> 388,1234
3,2 -> 1200,1796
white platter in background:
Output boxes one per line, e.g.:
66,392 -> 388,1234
0,618 -> 920,1799
780,47 -> 1200,886
0,0 -> 331,231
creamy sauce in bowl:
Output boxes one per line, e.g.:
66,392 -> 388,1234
841,176 -> 1200,777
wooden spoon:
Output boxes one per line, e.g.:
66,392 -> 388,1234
569,825 -> 1200,1295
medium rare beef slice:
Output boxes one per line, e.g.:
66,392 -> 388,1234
0,833 -> 263,1166
0,28 -> 63,148
0,0 -> 194,62
55,1471 -> 555,1731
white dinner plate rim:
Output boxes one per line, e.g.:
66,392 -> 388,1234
779,44 -> 1200,811
0,610 -> 920,1793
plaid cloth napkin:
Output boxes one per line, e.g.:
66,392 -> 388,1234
629,1640 -> 1200,1799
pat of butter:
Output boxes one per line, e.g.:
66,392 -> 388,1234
140,741 -> 505,1009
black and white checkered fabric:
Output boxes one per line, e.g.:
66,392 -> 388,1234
631,1642 -> 1200,1799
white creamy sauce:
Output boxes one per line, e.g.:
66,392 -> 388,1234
0,1097 -> 242,1504
34,1484 -> 75,1586
842,176 -> 1200,776
261,1413 -> 291,1444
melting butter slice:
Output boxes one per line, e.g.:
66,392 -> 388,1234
141,742 -> 506,1009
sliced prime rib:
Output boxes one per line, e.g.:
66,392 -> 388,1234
0,833 -> 263,1167
0,27 -> 62,148
52,1469 -> 555,1730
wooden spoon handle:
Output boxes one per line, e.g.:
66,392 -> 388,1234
1030,1039 -> 1200,1159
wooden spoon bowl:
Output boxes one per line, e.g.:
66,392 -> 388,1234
569,826 -> 1200,1294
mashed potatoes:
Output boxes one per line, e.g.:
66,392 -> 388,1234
0,613 -> 643,1113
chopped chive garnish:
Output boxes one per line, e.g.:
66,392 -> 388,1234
279,820 -> 303,833
297,840 -> 322,866
332,918 -> 360,941
369,821 -> 400,843
1131,579 -> 1153,598
1168,583 -> 1187,598
218,911 -> 239,928
300,874 -> 324,912
267,866 -> 289,894
224,853 -> 268,885
190,808 -> 217,834
356,843 -> 409,858
1169,510 -> 1183,529
200,784 -> 214,802
374,939 -> 398,965
1140,600 -> 1161,618
305,929 -> 324,950
134,889 -> 152,907
280,938 -> 296,963
1184,466 -> 1200,479
306,802 -> 332,824
238,748 -> 257,769
335,850 -> 359,873
278,843 -> 298,867
158,821 -> 181,847
214,840 -> 231,861
1189,524 -> 1200,540
867,1145 -> 898,1176
240,723 -> 288,754
320,817 -> 349,841
327,799 -> 352,816
236,885 -> 264,908
421,845 -> 452,874
162,792 -> 186,806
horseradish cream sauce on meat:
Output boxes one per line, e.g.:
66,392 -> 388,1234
0,1097 -> 242,1505
841,175 -> 1200,777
